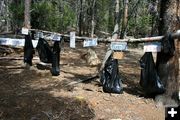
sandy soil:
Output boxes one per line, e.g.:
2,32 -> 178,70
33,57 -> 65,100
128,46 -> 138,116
0,43 -> 165,120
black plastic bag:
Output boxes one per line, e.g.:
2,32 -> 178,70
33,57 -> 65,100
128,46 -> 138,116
24,35 -> 34,66
36,38 -> 53,63
100,56 -> 123,94
51,41 -> 61,76
139,52 -> 165,95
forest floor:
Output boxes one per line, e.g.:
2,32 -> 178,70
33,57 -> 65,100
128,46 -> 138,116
0,42 -> 165,120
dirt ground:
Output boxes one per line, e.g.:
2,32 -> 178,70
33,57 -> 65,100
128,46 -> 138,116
0,42 -> 165,120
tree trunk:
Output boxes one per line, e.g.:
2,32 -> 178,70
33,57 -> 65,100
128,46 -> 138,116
24,0 -> 31,28
100,0 -> 121,72
120,0 -> 128,39
155,0 -> 180,106
91,0 -> 96,37
78,0 -> 83,36
112,0 -> 120,39
0,0 -> 12,32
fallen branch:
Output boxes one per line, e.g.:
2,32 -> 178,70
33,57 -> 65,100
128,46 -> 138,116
66,75 -> 99,86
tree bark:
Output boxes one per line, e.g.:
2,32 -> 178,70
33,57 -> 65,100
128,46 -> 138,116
120,0 -> 128,39
78,0 -> 83,36
112,0 -> 120,39
99,0 -> 121,73
24,0 -> 31,28
91,0 -> 96,37
156,0 -> 180,106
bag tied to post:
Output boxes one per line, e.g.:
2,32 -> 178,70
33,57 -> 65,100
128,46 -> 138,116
51,41 -> 61,76
36,38 -> 53,63
100,55 -> 123,94
24,35 -> 35,66
139,52 -> 165,95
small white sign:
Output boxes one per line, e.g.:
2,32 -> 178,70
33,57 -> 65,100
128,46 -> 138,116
83,38 -> 98,47
144,42 -> 161,52
110,42 -> 128,51
52,34 -> 61,41
21,28 -> 29,35
39,32 -> 44,38
70,32 -> 76,48
0,38 -> 38,48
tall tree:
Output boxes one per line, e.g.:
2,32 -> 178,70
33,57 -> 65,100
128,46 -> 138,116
156,0 -> 180,105
78,0 -> 83,36
24,0 -> 31,28
112,0 -> 120,39
120,0 -> 128,39
91,0 -> 96,37
100,0 -> 121,72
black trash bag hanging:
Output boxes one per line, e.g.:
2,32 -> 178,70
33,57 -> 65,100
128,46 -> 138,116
100,55 -> 123,94
139,52 -> 165,95
24,35 -> 34,66
36,38 -> 61,76
51,41 -> 61,76
36,38 -> 53,63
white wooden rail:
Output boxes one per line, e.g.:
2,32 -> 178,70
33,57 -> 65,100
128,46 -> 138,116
0,29 -> 180,48
29,28 -> 180,42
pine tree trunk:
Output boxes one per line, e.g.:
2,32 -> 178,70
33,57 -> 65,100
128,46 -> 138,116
112,0 -> 120,39
100,0 -> 121,72
120,0 -> 128,39
155,0 -> 180,106
24,0 -> 31,28
78,0 -> 83,36
91,0 -> 96,37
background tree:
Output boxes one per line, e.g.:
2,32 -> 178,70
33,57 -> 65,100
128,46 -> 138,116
120,0 -> 128,39
0,0 -> 166,38
24,0 -> 31,28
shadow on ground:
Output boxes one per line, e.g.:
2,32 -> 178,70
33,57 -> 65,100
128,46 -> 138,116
0,63 -> 95,120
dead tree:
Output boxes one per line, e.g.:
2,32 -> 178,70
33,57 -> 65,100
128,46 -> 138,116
155,0 -> 180,106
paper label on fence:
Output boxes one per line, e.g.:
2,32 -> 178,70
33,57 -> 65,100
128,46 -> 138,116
52,34 -> 61,41
0,38 -> 38,48
35,32 -> 44,39
21,28 -> 29,35
113,52 -> 124,59
39,32 -> 44,38
144,42 -> 161,52
70,32 -> 76,48
83,38 -> 98,47
110,42 -> 128,51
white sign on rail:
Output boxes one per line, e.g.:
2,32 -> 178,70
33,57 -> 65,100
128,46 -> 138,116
21,28 -> 29,35
144,42 -> 161,52
52,34 -> 61,41
70,32 -> 76,48
110,42 -> 128,51
0,38 -> 38,48
83,38 -> 98,47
